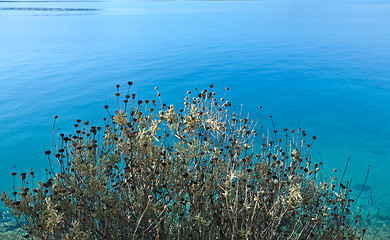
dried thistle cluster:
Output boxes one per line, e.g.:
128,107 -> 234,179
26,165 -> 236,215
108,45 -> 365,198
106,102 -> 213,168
2,83 -> 367,239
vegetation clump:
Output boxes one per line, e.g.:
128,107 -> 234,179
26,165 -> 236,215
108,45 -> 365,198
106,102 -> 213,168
2,83 -> 367,239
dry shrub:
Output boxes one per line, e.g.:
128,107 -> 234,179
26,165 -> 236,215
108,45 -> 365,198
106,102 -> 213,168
2,83 -> 368,239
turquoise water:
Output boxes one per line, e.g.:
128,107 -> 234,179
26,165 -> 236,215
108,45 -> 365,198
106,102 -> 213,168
0,0 -> 390,237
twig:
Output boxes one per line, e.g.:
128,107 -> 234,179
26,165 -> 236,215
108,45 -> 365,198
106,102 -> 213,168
354,164 -> 370,201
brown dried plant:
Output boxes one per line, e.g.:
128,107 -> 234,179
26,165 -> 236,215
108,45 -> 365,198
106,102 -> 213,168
2,83 -> 368,239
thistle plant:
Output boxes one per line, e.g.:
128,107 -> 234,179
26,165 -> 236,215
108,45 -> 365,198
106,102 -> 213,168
2,83 -> 368,239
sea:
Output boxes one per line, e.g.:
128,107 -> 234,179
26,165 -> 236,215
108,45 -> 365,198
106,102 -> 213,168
0,0 -> 389,238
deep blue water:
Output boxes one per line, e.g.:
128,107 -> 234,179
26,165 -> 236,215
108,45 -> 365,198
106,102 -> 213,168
1,0 -> 390,236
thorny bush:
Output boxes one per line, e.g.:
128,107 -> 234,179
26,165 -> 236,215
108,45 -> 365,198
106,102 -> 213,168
2,83 -> 368,239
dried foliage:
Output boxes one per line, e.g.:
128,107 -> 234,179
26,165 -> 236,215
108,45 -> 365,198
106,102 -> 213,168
2,83 -> 368,239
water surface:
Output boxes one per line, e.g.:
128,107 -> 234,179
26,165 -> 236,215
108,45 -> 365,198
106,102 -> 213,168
0,0 -> 389,237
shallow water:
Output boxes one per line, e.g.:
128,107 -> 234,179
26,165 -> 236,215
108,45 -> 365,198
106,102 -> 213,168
0,0 -> 389,237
